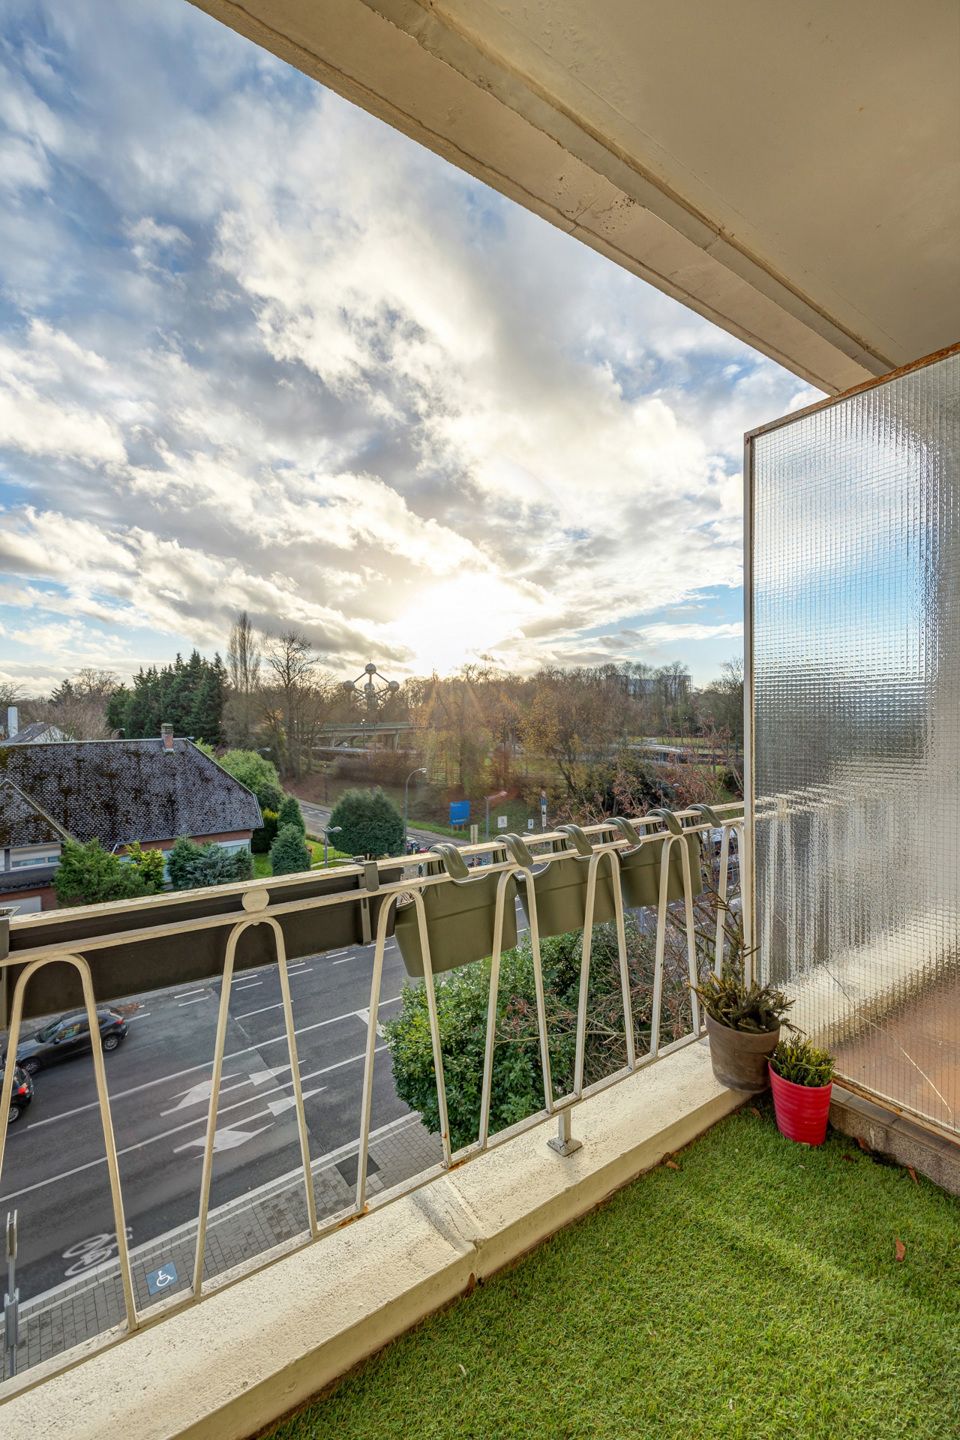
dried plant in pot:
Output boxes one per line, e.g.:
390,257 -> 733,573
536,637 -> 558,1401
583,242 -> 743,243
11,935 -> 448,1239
769,1035 -> 835,1145
693,967 -> 794,1094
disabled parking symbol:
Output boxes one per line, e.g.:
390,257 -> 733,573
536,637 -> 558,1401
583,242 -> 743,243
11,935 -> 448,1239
146,1262 -> 178,1296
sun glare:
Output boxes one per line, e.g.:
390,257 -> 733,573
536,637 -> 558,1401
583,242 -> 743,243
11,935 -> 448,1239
386,573 -> 537,675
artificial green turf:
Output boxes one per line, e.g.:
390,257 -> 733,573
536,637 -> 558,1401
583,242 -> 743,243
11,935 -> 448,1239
268,1108 -> 960,1440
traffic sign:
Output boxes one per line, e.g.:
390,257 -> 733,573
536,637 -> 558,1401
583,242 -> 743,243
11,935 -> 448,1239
146,1262 -> 178,1296
496,814 -> 508,830
449,800 -> 470,826
527,819 -> 535,831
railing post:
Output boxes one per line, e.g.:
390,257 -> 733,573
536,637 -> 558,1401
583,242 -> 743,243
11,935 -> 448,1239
547,1107 -> 582,1157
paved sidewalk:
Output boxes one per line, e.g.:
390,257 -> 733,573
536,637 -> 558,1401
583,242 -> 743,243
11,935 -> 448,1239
4,1112 -> 441,1381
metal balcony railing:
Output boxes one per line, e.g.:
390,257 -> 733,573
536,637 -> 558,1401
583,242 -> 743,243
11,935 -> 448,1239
0,802 -> 745,1386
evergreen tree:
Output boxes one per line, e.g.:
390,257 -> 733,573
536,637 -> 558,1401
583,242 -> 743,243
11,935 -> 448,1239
270,823 -> 311,876
328,788 -> 404,858
168,836 -> 253,889
110,654 -> 227,741
188,654 -> 226,744
54,839 -> 161,907
277,794 -> 306,833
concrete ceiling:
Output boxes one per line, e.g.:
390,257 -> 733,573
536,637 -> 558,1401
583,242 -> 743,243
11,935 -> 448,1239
192,0 -> 960,394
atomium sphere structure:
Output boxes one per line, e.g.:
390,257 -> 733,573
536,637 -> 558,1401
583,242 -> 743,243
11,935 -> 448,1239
344,663 -> 401,713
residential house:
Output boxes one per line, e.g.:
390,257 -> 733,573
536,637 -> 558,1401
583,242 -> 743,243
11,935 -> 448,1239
0,726 -> 262,913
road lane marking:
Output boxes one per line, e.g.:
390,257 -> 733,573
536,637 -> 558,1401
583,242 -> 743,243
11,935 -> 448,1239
174,1087 -> 328,1152
8,1001 -> 402,1135
175,990 -> 205,1000
331,957 -> 353,966
126,1013 -> 151,1022
0,1051 -> 385,1201
234,981 -> 262,991
178,997 -> 206,1006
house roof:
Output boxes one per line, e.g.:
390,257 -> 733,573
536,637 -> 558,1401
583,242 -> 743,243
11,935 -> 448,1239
0,739 -> 262,849
6,721 -> 66,744
0,778 -> 69,848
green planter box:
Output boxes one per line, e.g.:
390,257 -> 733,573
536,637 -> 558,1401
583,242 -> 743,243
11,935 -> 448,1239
503,827 -> 618,940
395,844 -> 518,978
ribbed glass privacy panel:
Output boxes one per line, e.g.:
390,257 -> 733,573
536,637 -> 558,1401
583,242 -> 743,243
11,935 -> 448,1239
750,348 -> 960,1132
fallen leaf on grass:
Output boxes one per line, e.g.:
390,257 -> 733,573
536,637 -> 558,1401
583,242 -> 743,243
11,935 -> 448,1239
842,1154 -> 856,1163
458,1363 -> 467,1378
907,1166 -> 919,1185
749,1107 -> 762,1119
895,1238 -> 906,1263
664,1159 -> 681,1171
857,1136 -> 871,1153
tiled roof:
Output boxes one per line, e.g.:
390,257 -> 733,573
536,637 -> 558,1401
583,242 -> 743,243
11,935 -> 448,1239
0,779 -> 67,848
5,722 -> 66,744
0,739 -> 262,849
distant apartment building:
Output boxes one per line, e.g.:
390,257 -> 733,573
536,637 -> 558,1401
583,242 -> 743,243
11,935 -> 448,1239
0,728 -> 262,913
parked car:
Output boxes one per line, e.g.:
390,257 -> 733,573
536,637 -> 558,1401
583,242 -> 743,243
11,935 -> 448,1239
12,1009 -> 128,1075
1,1064 -> 33,1125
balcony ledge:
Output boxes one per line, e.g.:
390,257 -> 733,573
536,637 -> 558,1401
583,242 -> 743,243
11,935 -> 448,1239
1,1039 -> 742,1440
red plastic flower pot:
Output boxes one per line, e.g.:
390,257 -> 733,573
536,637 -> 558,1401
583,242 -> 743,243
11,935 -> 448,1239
769,1064 -> 833,1146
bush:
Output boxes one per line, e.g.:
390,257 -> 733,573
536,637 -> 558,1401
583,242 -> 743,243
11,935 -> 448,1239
252,808 -> 279,854
216,749 -> 283,813
167,836 -> 254,890
328,787 -> 404,859
384,916 -> 697,1151
269,823 -> 311,876
54,838 -> 165,907
123,842 -> 166,894
277,794 -> 306,833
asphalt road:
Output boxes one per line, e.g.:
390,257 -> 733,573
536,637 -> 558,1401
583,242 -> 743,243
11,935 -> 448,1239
299,800 -> 458,853
0,932 -> 416,1302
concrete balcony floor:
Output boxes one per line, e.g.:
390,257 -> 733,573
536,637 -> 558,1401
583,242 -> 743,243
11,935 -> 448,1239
268,1106 -> 960,1440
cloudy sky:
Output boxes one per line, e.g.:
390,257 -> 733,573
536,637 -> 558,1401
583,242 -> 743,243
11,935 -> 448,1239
0,0 -> 817,695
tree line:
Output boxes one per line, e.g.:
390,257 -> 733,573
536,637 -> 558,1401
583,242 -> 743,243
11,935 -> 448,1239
9,613 -> 744,809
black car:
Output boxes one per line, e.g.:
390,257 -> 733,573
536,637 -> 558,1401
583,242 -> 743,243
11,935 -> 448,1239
1,1065 -> 33,1125
14,1009 -> 128,1075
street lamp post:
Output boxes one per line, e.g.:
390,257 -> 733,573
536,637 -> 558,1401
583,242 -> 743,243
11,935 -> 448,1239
485,789 -> 508,841
320,825 -> 342,868
403,767 -> 427,852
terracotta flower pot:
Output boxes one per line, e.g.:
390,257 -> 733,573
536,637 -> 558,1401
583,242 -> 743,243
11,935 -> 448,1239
705,1012 -> 779,1093
769,1064 -> 833,1145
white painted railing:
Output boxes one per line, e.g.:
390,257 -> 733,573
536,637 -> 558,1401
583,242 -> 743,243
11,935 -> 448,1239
0,802 -> 744,1387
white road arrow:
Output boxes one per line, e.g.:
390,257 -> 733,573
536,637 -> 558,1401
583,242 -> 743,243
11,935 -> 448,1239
163,1078 -> 215,1114
248,1064 -> 293,1086
174,1123 -> 271,1154
264,1087 -> 324,1117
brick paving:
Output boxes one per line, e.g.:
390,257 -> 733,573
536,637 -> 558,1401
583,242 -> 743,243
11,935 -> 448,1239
3,1113 -> 441,1381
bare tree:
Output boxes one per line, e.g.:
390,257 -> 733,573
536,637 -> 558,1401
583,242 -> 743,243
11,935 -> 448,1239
225,611 -> 262,748
264,631 -> 332,778
33,668 -> 118,739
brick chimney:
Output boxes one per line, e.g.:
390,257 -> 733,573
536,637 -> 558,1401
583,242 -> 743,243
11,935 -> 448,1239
161,723 -> 175,750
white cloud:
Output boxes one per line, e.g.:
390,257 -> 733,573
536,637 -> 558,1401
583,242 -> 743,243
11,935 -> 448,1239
0,0 -> 820,691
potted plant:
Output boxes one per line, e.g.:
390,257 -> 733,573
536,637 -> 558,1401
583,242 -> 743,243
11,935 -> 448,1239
693,967 -> 794,1093
769,1035 -> 835,1145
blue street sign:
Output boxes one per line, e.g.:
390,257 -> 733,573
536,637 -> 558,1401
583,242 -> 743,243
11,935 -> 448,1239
449,800 -> 470,826
146,1262 -> 178,1296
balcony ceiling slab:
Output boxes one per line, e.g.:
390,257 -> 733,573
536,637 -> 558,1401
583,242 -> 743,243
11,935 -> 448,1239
190,0 -> 960,394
